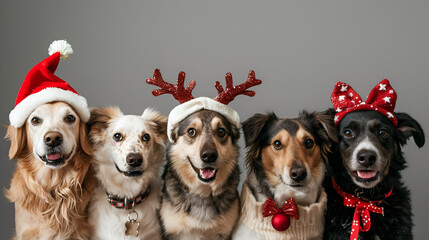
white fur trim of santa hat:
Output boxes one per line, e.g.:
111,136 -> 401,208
167,97 -> 240,142
9,87 -> 90,128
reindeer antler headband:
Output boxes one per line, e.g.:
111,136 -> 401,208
331,79 -> 398,126
146,69 -> 262,141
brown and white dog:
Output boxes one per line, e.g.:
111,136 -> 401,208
160,110 -> 241,240
87,107 -> 167,239
233,111 -> 337,240
5,102 -> 95,240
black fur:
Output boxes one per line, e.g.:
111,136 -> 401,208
324,110 -> 425,240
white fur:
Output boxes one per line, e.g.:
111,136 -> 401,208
48,40 -> 73,60
89,108 -> 165,239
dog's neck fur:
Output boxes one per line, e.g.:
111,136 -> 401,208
6,152 -> 94,238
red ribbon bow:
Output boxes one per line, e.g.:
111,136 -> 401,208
262,197 -> 299,231
331,79 -> 398,126
332,178 -> 393,240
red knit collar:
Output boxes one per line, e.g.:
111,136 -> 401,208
106,185 -> 150,210
332,178 -> 393,240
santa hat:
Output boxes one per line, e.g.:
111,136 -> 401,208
9,40 -> 90,128
146,69 -> 262,142
331,79 -> 398,126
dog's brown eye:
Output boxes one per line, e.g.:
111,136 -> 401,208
273,140 -> 282,150
113,133 -> 123,142
187,128 -> 196,137
142,133 -> 150,142
343,129 -> 354,138
305,138 -> 314,149
218,128 -> 226,138
379,129 -> 389,138
31,117 -> 41,125
65,114 -> 76,123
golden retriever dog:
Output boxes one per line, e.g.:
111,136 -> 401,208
5,102 -> 95,240
87,107 -> 167,240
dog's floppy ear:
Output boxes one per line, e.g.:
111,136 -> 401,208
242,113 -> 277,147
78,121 -> 93,157
310,110 -> 338,163
142,108 -> 168,145
395,112 -> 425,148
87,107 -> 122,145
5,125 -> 29,160
314,110 -> 338,144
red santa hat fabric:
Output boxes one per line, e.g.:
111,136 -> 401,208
9,40 -> 90,128
331,79 -> 397,126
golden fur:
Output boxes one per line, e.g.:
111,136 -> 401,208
5,102 -> 95,240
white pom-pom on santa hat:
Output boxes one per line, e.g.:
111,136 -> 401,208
48,40 -> 73,60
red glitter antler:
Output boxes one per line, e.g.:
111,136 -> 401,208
214,70 -> 262,104
146,69 -> 196,103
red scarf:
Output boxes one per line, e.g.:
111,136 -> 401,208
332,178 -> 393,240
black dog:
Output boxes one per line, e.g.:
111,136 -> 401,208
324,110 -> 425,239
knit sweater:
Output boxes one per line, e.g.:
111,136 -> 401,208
234,183 -> 327,240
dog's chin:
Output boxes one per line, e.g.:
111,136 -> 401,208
37,152 -> 71,169
349,170 -> 382,188
187,157 -> 218,183
115,164 -> 144,178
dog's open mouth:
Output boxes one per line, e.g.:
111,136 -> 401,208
351,170 -> 379,183
115,164 -> 143,178
39,152 -> 66,167
187,157 -> 218,183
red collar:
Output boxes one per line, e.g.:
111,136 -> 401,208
106,185 -> 150,210
332,178 -> 393,240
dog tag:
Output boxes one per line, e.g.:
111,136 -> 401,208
125,220 -> 140,237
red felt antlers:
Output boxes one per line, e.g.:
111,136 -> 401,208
146,69 -> 196,104
214,70 -> 262,104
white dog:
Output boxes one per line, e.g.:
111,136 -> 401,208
87,107 -> 167,240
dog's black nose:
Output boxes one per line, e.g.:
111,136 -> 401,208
44,131 -> 63,147
357,150 -> 377,167
290,166 -> 307,182
126,153 -> 143,167
200,149 -> 218,163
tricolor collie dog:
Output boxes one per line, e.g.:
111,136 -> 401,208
87,107 -> 167,240
160,110 -> 241,240
323,110 -> 425,239
233,111 -> 337,240
5,102 -> 95,240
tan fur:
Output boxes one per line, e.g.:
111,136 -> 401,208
160,196 -> 240,237
262,126 -> 323,188
4,103 -> 95,240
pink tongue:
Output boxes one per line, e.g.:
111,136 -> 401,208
46,153 -> 62,161
200,168 -> 215,179
357,170 -> 376,179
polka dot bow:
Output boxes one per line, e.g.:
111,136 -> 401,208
332,178 -> 393,240
331,79 -> 398,126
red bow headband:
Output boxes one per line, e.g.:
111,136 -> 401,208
331,79 -> 397,126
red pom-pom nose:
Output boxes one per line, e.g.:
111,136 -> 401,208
271,212 -> 290,231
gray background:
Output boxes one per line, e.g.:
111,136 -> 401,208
1,0 -> 428,238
